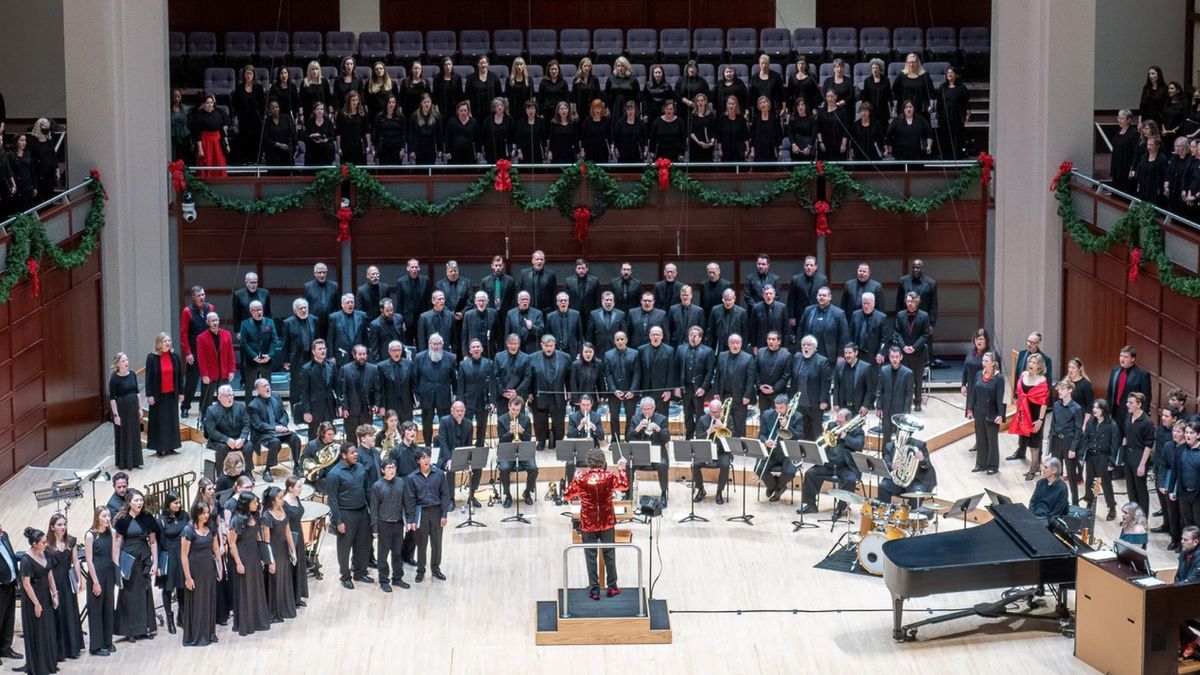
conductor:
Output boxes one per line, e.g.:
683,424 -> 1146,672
564,448 -> 629,601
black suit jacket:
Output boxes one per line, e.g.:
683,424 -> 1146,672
588,308 -> 627,355
653,279 -> 683,310
698,278 -> 733,312
456,356 -> 496,409
756,347 -> 792,396
504,307 -> 545,353
203,401 -> 250,447
480,273 -> 516,318
626,307 -> 668,348
355,281 -> 391,322
892,310 -> 932,362
604,347 -> 641,394
497,412 -> 534,442
609,276 -> 643,313
394,274 -> 433,328
564,274 -> 601,324
833,358 -> 871,412
850,308 -> 890,361
1108,364 -> 1154,422
566,410 -> 605,442
675,343 -> 715,394
238,317 -> 277,362
799,304 -> 850,361
377,357 -> 416,418
667,303 -> 705,347
518,266 -> 559,312
494,349 -> 532,399
144,350 -> 184,398
436,276 -> 473,317
875,364 -> 914,413
416,308 -> 455,353
896,274 -> 937,324
749,300 -> 788,348
336,361 -> 381,415
787,271 -> 828,321
791,353 -> 832,410
637,343 -> 675,394
840,277 -> 885,315
232,286 -> 272,328
715,350 -> 757,402
367,314 -> 405,362
413,351 -> 457,410
626,412 -> 670,446
281,314 -> 319,369
1178,550 -> 1200,584
706,304 -> 749,353
326,309 -> 368,362
294,359 -> 338,422
303,279 -> 340,328
968,372 -> 1006,420
742,271 -> 780,308
545,309 -> 584,357
434,415 -> 473,467
248,393 -> 291,442
0,532 -> 16,585
529,350 -> 571,409
461,307 -> 499,356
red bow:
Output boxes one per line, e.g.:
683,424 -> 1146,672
814,201 -> 832,236
978,152 -> 994,186
654,158 -> 672,190
340,163 -> 350,180
816,160 -> 824,175
336,206 -> 352,243
89,168 -> 108,200
579,162 -> 586,177
168,160 -> 187,192
1128,247 -> 1142,283
1050,161 -> 1073,191
573,207 -> 591,243
26,259 -> 40,297
494,159 -> 512,192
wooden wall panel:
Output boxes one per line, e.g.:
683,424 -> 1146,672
169,0 -> 340,35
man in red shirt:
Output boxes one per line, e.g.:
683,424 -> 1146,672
564,448 -> 628,600
195,311 -> 235,422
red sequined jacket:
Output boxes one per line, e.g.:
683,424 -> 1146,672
564,467 -> 628,532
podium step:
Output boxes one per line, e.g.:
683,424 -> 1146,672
535,588 -> 671,645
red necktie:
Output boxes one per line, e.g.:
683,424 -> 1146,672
1116,368 -> 1128,404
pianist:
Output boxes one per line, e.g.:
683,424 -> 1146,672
1029,457 -> 1069,519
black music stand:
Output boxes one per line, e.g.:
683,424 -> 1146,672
852,452 -> 891,501
451,446 -> 489,529
727,437 -> 764,526
555,439 -> 594,513
497,441 -> 537,524
623,442 -> 656,523
672,440 -> 712,524
782,440 -> 820,531
948,492 -> 985,531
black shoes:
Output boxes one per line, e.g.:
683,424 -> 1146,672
796,504 -> 817,515
503,495 -> 513,508
415,571 -> 425,582
380,582 -> 392,593
768,489 -> 782,502
1005,452 -> 1023,461
89,649 -> 111,657
394,579 -> 411,589
402,558 -> 418,567
523,490 -> 534,506
341,579 -> 354,590
971,467 -> 985,472
1106,509 -> 1116,521
262,472 -> 273,483
469,497 -> 482,509
693,490 -> 707,503
431,568 -> 446,581
986,469 -> 999,475
715,493 -> 725,505
354,574 -> 373,583
659,493 -> 668,508
1151,525 -> 1170,534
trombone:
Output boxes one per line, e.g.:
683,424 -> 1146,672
706,397 -> 733,442
771,392 -> 803,442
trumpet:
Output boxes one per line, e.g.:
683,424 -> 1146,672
707,398 -> 733,441
510,415 -> 525,438
579,415 -> 596,435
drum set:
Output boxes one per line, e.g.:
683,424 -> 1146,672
826,488 -> 949,575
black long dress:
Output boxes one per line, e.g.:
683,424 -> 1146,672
750,114 -> 781,162
48,544 -> 82,659
144,351 -> 182,454
181,524 -> 218,646
230,513 -> 269,636
464,72 -> 503,122
157,513 -> 186,591
848,118 -> 886,161
432,74 -> 463,118
30,135 -> 58,200
298,81 -> 328,121
481,114 -> 516,163
506,79 -> 533,116
938,82 -> 970,159
786,74 -> 821,114
579,116 -> 611,163
547,121 -> 578,163
259,115 -> 296,168
269,83 -> 300,119
230,83 -> 266,164
816,105 -> 849,160
1134,151 -> 1168,204
1109,126 -> 1140,194
821,76 -> 856,110
365,83 -> 399,124
373,112 -> 407,165
892,73 -> 935,120
537,77 -> 570,120
961,347 -> 1001,415
108,372 -> 141,471
860,77 -> 893,120
282,500 -> 308,600
886,116 -> 933,161
611,117 -> 647,163
445,117 -> 481,164
398,78 -> 430,118
649,116 -> 686,161
573,76 -> 602,116
786,114 -> 816,159
85,529 -> 117,654
10,151 -> 36,211
407,112 -> 442,164
748,71 -> 784,112
716,115 -> 748,162
303,117 -> 336,166
263,511 -> 296,621
20,554 -> 58,675
114,513 -> 158,638
515,117 -> 546,164
715,78 -> 749,114
688,112 -> 715,162
337,112 -> 369,165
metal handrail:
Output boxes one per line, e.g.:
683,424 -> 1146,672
0,179 -> 94,232
561,542 -> 644,619
1069,169 -> 1200,232
1094,122 -> 1113,152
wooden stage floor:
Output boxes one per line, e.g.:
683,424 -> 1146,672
0,393 -> 1172,674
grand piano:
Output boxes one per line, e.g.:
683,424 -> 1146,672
882,503 -> 1082,641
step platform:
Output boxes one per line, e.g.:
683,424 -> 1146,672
535,587 -> 671,645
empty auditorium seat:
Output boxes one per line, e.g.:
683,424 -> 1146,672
693,28 -> 724,61
292,32 -> 324,64
627,29 -> 658,61
558,63 -> 577,81
453,65 -> 475,81
925,27 -> 957,62
858,27 -> 890,60
325,32 -> 357,61
925,61 -> 950,88
493,29 -> 524,61
354,66 -> 371,82
224,31 -> 256,63
188,31 -> 217,61
852,62 -> 872,88
528,29 -> 558,61
203,67 -> 236,100
660,28 -> 691,61
169,32 -> 186,59
386,66 -> 407,83
392,31 -> 424,63
593,28 -> 624,60
726,28 -> 758,61
892,27 -> 924,60
560,29 -> 591,61
959,27 -> 990,71
258,32 -> 289,62
459,30 -> 490,61
426,31 -> 457,61
825,27 -> 857,61
254,67 -> 270,85
793,27 -> 824,61
698,62 -> 716,88
888,62 -> 905,80
358,32 -> 391,63
491,64 -> 509,82
760,28 -> 792,61
321,67 -> 337,83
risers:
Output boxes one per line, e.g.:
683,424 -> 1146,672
535,588 -> 672,645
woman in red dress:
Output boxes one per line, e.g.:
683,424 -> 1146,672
563,448 -> 628,601
1011,352 -> 1050,480
191,94 -> 229,177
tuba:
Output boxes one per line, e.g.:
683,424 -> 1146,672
707,398 -> 733,441
303,442 -> 339,482
887,414 -> 926,488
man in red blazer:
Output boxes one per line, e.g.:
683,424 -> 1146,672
195,311 -> 235,422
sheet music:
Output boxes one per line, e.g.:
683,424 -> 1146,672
1132,576 -> 1165,587
1081,549 -> 1117,562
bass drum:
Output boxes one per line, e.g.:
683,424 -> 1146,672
857,528 -> 905,575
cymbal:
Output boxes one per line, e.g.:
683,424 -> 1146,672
826,489 -> 865,505
901,490 -> 937,500
925,498 -> 955,512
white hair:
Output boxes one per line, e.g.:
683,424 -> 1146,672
217,384 -> 234,397
292,298 -> 308,311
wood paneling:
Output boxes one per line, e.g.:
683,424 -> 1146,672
817,0 -> 991,30
169,0 -> 340,35
0,194 -> 105,485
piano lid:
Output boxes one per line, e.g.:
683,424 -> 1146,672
883,503 -> 1073,571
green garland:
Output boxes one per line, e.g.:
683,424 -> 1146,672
0,176 -> 107,304
1055,173 -> 1200,298
181,159 -> 986,225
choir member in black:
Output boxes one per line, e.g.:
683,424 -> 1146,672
1106,347 -> 1153,438
169,88 -> 192,165
590,291 -> 627,355
261,98 -> 296,168
800,409 -> 865,515
610,262 -> 642,314
332,56 -> 363,109
1123,391 -> 1156,516
300,422 -> 337,493
1132,135 -> 1168,204
407,94 -> 441,165
465,57 -> 503,122
1172,424 -> 1200,533
432,57 -> 462,119
569,343 -> 605,407
373,95 -> 406,166
638,327 -> 675,416
248,379 -> 302,481
548,101 -> 580,162
565,395 -> 605,484
798,287 -> 850,362
1167,136 -> 1192,212
230,65 -> 266,164
215,453 -> 249,494
604,332 -> 641,441
886,100 -> 934,160
538,60 -> 570,120
370,459 -> 410,592
531,335 -> 572,450
191,95 -> 229,176
337,91 -> 370,165
19,527 -> 57,675
180,501 -> 220,646
356,265 -> 389,323
368,301 -> 405,363
281,477 -> 311,600
435,401 -> 476,503
749,282 -> 786,347
439,263 -> 474,343
692,399 -> 734,503
815,89 -> 849,160
834,343 -> 871,415
892,54 -> 934,121
878,437 -> 937,506
786,56 -> 821,115
445,101 -> 481,164
961,328 -> 1000,449
1110,109 -> 1139,193
580,99 -> 612,162
504,58 -> 532,113
269,67 -> 300,121
565,260 -> 602,334
497,397 -> 538,507
462,292 -> 500,358
708,289 -> 750,354
652,99 -> 691,160
1157,410 -> 1183,543
280,300 -> 317,406
675,60 -> 710,112
261,486 -> 296,620
716,66 -> 749,113
715,334 -> 757,437
217,476 -> 252,623
231,272 -> 271,335
404,450 -> 453,582
786,98 -> 816,160
337,345 -> 380,436
754,328 -> 790,408
676,327 -> 715,439
937,67 -> 970,159
1140,66 -> 1167,124
153,493 -> 186,635
897,258 -> 938,338
716,96 -> 749,162
860,59 -> 893,122
83,507 -> 116,655
607,57 -> 641,116
458,339 -> 496,447
515,100 -> 546,164
303,101 -> 336,166
641,66 -> 673,121
45,514 -> 82,659
326,443 -> 373,589
108,353 -> 142,470
749,96 -> 782,162
876,347 -> 914,448
791,336 -> 832,438
397,61 -> 429,118
849,103 -> 886,160
1029,458 -> 1070,519
1048,379 -> 1086,503
294,339 -> 338,432
893,292 -> 932,410
364,62 -> 397,123
519,250 -> 560,314
749,54 -> 784,114
506,291 -> 545,354
1076,399 -> 1122,520
144,333 -> 183,457
299,62 -> 329,124
626,397 -> 671,503
7,134 -> 36,212
415,334 -> 457,446
105,474 -> 129,520
114,489 -> 160,641
687,94 -> 716,162
627,292 -> 669,349
667,284 -> 704,347
227,492 -> 270,634
395,258 -> 432,344
1014,331 -> 1054,395
967,352 -> 1005,474
759,395 -> 802,502
821,59 -> 855,112
481,97 -> 515,163
788,256 -> 828,329
237,300 -> 274,404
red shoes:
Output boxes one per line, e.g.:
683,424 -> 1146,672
606,587 -> 622,597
